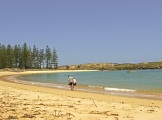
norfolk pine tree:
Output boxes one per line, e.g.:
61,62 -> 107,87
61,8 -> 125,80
51,48 -> 58,69
45,45 -> 52,69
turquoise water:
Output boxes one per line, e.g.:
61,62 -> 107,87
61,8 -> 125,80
17,69 -> 162,99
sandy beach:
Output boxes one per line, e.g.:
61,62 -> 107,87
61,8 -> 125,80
0,70 -> 162,120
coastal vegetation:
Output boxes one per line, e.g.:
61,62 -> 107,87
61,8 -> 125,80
0,43 -> 58,69
58,61 -> 162,70
1,43 -> 162,71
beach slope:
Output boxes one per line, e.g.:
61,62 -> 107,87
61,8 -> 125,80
0,71 -> 162,120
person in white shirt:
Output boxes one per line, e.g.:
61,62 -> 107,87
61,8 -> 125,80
72,78 -> 77,91
68,75 -> 73,90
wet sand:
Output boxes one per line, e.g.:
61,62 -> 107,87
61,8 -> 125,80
0,70 -> 162,120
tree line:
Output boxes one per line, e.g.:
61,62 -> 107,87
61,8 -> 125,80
58,62 -> 162,70
0,43 -> 58,69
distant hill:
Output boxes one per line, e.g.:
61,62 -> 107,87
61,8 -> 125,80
58,61 -> 162,70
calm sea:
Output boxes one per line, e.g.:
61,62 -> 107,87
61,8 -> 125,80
16,69 -> 162,100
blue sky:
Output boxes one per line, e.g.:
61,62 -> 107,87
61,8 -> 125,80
0,0 -> 162,65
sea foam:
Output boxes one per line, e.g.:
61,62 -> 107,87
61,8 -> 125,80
104,87 -> 136,92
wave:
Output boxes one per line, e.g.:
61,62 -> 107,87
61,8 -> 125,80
104,87 -> 136,92
88,85 -> 135,92
30,82 -> 69,89
88,85 -> 104,89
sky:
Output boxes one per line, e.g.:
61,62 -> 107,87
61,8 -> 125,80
0,0 -> 162,65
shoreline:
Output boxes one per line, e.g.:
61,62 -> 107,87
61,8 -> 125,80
1,70 -> 162,119
10,70 -> 162,101
6,75 -> 162,101
1,70 -> 162,105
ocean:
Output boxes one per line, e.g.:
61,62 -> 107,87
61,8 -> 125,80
16,69 -> 162,100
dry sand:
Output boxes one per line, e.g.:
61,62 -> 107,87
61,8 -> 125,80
0,70 -> 162,120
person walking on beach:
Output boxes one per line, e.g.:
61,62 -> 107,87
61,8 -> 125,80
72,78 -> 77,91
68,75 -> 73,90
